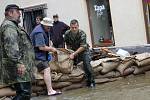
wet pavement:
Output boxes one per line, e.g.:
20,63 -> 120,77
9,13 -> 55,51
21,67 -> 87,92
32,72 -> 150,100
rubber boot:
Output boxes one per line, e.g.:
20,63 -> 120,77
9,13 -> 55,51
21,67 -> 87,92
12,82 -> 31,100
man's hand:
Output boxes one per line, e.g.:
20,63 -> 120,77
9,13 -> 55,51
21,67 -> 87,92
17,64 -> 26,76
51,47 -> 57,53
69,53 -> 75,59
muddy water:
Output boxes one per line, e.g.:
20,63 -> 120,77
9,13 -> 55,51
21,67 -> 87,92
32,73 -> 150,100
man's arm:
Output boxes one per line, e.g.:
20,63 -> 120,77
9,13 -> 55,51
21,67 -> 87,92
73,47 -> 85,56
39,46 -> 57,52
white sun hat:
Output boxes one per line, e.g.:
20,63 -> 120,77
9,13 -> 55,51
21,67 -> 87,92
40,17 -> 53,26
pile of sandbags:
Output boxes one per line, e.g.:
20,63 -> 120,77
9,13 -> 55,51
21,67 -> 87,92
133,52 -> 150,75
2,49 -> 150,98
92,52 -> 150,78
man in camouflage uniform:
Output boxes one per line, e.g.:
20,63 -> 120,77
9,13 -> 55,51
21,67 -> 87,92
0,4 -> 35,100
64,19 -> 95,88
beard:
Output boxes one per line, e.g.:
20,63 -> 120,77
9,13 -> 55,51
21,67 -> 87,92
16,17 -> 21,23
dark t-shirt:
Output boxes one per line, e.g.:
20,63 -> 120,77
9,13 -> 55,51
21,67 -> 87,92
50,21 -> 69,46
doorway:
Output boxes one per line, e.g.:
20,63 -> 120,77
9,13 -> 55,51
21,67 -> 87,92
86,0 -> 114,47
23,4 -> 47,34
143,1 -> 150,43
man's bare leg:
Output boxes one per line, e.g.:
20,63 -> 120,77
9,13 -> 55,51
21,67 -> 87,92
43,67 -> 56,95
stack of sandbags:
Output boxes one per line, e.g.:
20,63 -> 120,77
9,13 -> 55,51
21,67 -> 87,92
116,57 -> 135,76
4,48 -> 150,97
90,57 -> 121,79
91,57 -> 135,78
133,52 -> 150,75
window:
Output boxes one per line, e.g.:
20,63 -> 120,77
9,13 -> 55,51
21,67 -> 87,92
23,4 -> 47,34
143,1 -> 150,43
86,0 -> 114,47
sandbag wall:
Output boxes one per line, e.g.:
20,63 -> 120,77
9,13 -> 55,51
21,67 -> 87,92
1,50 -> 150,98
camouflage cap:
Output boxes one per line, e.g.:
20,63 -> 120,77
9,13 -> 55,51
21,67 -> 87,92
5,4 -> 23,12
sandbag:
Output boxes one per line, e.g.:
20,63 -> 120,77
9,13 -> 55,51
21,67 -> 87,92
135,52 -> 150,61
96,71 -> 121,79
101,60 -> 120,74
122,67 -> 134,76
135,53 -> 150,67
93,66 -> 103,73
58,74 -> 84,83
117,59 -> 135,75
0,87 -> 16,97
58,75 -> 70,82
68,74 -> 84,83
135,58 -> 150,67
36,73 -> 63,85
69,67 -> 84,77
52,82 -> 72,89
95,78 -> 117,84
33,81 -> 72,91
36,79 -> 45,86
90,59 -> 102,68
59,59 -> 74,74
133,65 -> 150,75
32,85 -> 45,93
49,61 -> 60,72
49,48 -> 74,74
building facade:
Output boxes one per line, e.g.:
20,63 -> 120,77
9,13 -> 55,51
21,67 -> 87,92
0,0 -> 148,47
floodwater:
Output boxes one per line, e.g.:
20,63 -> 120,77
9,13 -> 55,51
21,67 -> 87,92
32,72 -> 150,100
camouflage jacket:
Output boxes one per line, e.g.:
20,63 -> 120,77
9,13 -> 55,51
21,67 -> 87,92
64,29 -> 88,51
0,18 -> 35,85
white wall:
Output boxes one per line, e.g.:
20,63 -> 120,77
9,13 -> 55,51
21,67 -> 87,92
109,0 -> 147,46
